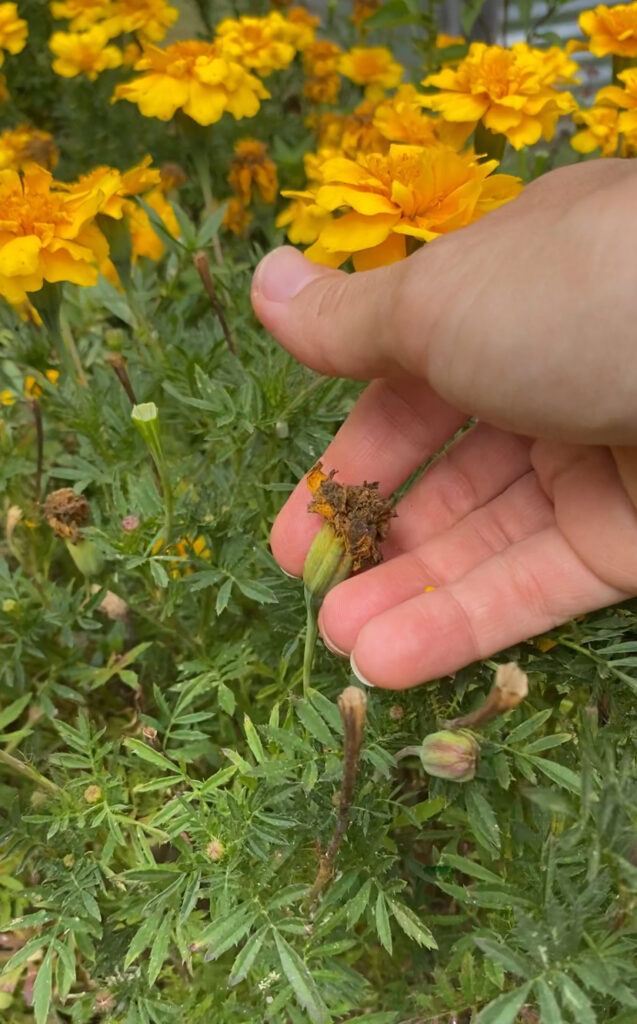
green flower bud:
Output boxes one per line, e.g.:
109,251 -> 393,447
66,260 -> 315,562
303,523 -> 353,608
420,729 -> 479,783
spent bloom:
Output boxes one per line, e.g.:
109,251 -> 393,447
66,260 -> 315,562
0,165 -> 107,304
50,26 -> 123,79
291,143 -> 521,270
113,40 -> 270,125
215,13 -> 296,76
228,139 -> 278,205
422,42 -> 577,149
339,46 -> 403,100
223,196 -> 252,235
0,2 -> 27,65
303,40 -> 342,104
0,125 -> 59,172
579,1 -> 637,57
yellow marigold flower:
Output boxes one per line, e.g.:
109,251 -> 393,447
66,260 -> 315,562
276,193 -> 330,244
303,39 -> 342,104
0,3 -> 27,65
279,6 -> 318,51
215,13 -> 296,76
153,533 -> 211,575
222,196 -> 252,235
50,0 -> 111,30
0,164 -> 107,305
339,100 -> 387,155
571,102 -> 620,154
339,46 -> 403,100
579,2 -> 637,57
50,27 -> 123,80
597,66 -> 637,133
1,388 -> 15,405
122,40 -> 141,65
24,369 -> 59,399
113,40 -> 270,125
228,138 -> 278,205
102,0 -> 178,42
422,42 -> 576,150
296,143 -> 522,270
0,125 -> 59,172
125,188 -> 179,261
66,156 -> 160,218
373,84 -> 444,146
351,0 -> 381,26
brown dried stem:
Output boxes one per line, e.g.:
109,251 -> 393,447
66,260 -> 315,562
30,399 -> 43,504
106,353 -> 138,407
193,250 -> 236,356
309,686 -> 367,904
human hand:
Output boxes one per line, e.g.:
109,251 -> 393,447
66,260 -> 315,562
251,160 -> 637,689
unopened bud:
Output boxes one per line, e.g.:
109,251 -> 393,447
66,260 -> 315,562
83,785 -> 102,804
121,515 -> 140,532
389,704 -> 404,720
2,599 -> 17,614
419,729 -> 479,783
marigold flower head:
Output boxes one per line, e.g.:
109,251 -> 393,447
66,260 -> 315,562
279,6 -> 318,51
50,0 -> 112,30
339,46 -> 403,100
0,165 -> 108,305
572,68 -> 637,155
0,125 -> 59,172
103,0 -> 178,42
597,66 -> 637,132
215,13 -> 296,76
50,27 -> 123,80
113,40 -> 270,125
340,100 -> 388,155
276,193 -> 331,245
127,186 -> 179,260
66,156 -> 160,219
303,39 -> 342,104
0,3 -> 27,65
373,84 -> 465,148
292,143 -> 522,270
422,42 -> 577,149
228,138 -> 278,205
222,196 -> 251,235
579,1 -> 637,57
571,102 -> 621,155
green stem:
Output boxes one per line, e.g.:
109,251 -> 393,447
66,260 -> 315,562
303,590 -> 319,696
0,748 -> 61,794
59,305 -> 88,388
156,453 -> 174,544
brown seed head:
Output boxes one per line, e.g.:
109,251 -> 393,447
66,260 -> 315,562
307,462 -> 393,571
43,488 -> 90,543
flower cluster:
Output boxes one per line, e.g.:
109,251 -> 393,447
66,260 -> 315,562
572,68 -> 637,156
421,42 -> 578,149
0,156 -> 180,306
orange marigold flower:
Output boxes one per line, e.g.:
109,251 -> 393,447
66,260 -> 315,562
0,125 -> 59,172
303,39 -> 342,104
50,27 -> 123,79
339,45 -> 403,100
422,42 -> 577,149
579,2 -> 637,57
280,6 -> 318,51
222,197 -> 252,235
0,2 -> 27,64
103,0 -> 179,43
294,143 -> 522,270
215,13 -> 296,76
50,0 -> 112,30
228,138 -> 278,205
0,165 -> 107,304
113,40 -> 270,124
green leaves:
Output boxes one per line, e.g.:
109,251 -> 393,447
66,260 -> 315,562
273,931 -> 329,1024
475,982 -> 533,1024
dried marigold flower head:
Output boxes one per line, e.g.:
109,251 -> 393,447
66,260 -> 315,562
83,784 -> 102,803
306,462 -> 393,572
44,488 -> 91,543
206,838 -> 225,861
228,138 -> 278,205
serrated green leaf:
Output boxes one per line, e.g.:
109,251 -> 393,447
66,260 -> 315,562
506,709 -> 553,745
273,930 -> 328,1024
124,738 -> 181,774
522,733 -> 572,754
195,203 -> 228,246
439,854 -> 502,884
236,578 -> 277,604
465,788 -> 501,855
474,937 -> 532,977
33,950 -> 52,1024
147,914 -> 172,986
243,714 -> 265,763
215,578 -> 233,616
295,700 -> 334,747
374,891 -> 392,955
556,972 -> 597,1024
346,878 -> 373,927
200,905 -> 257,959
125,910 -> 163,968
475,982 -> 532,1024
228,925 -> 268,987
528,756 -> 581,795
0,694 -> 30,733
535,978 -> 565,1024
389,901 -> 437,950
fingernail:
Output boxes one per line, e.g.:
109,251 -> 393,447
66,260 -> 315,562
253,246 -> 330,303
322,628 -> 348,657
280,566 -> 300,579
350,652 -> 374,688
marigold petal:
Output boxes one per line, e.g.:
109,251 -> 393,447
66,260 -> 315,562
352,232 -> 406,270
304,239 -> 349,268
316,184 -> 396,215
0,235 -> 41,277
319,211 -> 398,252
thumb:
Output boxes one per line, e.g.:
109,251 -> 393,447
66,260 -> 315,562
250,245 -> 452,381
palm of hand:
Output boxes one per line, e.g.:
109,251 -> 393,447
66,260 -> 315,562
271,378 -> 634,689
